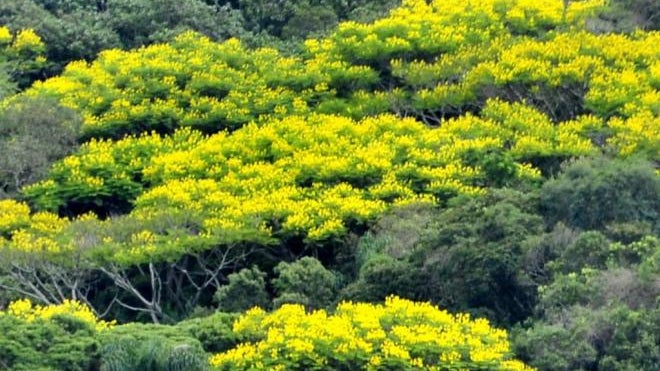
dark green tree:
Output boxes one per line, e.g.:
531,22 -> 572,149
540,157 -> 659,232
214,266 -> 270,313
272,257 -> 337,309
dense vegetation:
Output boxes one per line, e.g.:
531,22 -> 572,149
0,0 -> 658,370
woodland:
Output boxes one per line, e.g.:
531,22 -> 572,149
0,0 -> 658,370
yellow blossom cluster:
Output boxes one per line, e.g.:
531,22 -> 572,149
25,33 -> 328,139
0,25 -> 46,84
0,200 -> 70,255
22,127 -> 204,212
209,296 -> 532,370
1,298 -> 114,331
10,0 -> 655,159
311,1 -> 657,152
0,26 -> 11,45
0,199 -> 31,234
0,26 -> 45,53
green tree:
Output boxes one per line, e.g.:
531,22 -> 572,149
0,0 -> 120,76
102,0 -> 247,49
513,234 -> 659,371
343,190 -> 544,325
411,189 -> 544,325
214,266 -> 270,313
0,97 -> 80,197
272,257 -> 337,309
541,157 -> 659,232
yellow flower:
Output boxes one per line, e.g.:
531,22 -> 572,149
0,26 -> 11,44
11,29 -> 45,52
2,298 -> 115,331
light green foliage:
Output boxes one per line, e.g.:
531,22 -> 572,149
100,341 -> 133,371
0,314 -> 98,371
98,323 -> 207,371
165,345 -> 207,371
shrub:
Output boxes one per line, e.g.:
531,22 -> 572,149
98,323 -> 207,371
0,300 -> 102,371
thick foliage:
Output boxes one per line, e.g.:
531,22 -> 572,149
214,266 -> 270,313
0,24 -> 46,88
0,97 -> 80,197
0,298 -> 112,370
16,107 -> 586,264
541,157 -> 659,231
272,257 -> 338,309
342,189 -> 543,325
209,296 -> 532,370
98,323 -> 208,371
177,312 -> 240,354
0,0 -> 656,343
0,314 -> 98,371
512,207 -> 659,371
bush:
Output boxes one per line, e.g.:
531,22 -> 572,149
177,312 -> 240,354
98,323 -> 207,371
513,305 -> 660,371
0,314 -> 98,371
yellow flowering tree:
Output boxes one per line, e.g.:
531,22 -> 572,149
210,296 -> 532,370
0,25 -> 46,89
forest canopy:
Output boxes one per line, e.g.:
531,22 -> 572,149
0,0 -> 657,370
